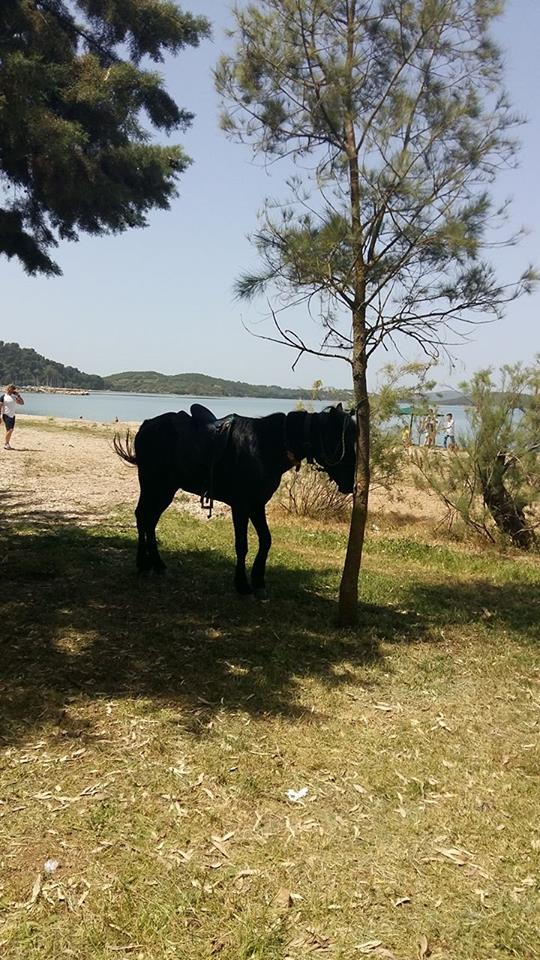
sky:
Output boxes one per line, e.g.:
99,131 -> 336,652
1,0 -> 539,390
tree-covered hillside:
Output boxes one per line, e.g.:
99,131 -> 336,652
104,370 -> 352,400
0,342 -> 105,389
0,343 -> 353,399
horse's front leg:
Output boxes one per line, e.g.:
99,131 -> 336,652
249,504 -> 272,600
231,504 -> 251,594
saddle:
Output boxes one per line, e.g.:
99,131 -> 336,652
190,404 -> 235,516
190,403 -> 235,440
190,402 -> 218,427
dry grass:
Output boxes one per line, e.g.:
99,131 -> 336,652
0,420 -> 539,959
277,465 -> 352,521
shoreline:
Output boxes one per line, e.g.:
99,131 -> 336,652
17,391 -> 474,435
15,384 -> 473,404
19,386 -> 90,395
18,412 -> 139,431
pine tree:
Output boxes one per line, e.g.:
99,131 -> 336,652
0,0 -> 210,275
216,0 -> 536,624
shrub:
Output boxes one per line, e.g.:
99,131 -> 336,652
278,464 -> 351,521
413,361 -> 539,549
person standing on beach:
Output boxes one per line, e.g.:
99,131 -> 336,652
0,384 -> 24,449
443,413 -> 455,450
423,409 -> 438,447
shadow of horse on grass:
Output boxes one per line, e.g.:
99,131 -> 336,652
1,509 -> 537,746
0,514 -> 424,744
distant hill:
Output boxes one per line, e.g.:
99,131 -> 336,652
103,370 -> 353,401
427,388 -> 471,406
0,341 -> 105,390
0,343 -> 353,400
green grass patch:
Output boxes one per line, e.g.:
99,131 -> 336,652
19,415 -> 120,439
0,506 -> 539,959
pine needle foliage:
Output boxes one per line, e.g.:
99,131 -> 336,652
0,0 -> 210,275
216,0 -> 536,623
414,360 -> 539,549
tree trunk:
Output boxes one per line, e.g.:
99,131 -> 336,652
339,8 -> 370,625
480,454 -> 536,550
338,348 -> 370,626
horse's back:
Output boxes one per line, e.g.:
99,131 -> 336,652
134,411 -> 192,478
134,410 -> 225,496
135,410 -> 190,452
133,409 -> 285,505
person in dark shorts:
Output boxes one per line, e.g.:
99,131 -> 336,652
1,384 -> 24,449
443,413 -> 456,450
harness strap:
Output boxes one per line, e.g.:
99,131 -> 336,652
303,411 -> 314,463
287,408 -> 352,471
200,491 -> 215,517
200,416 -> 235,518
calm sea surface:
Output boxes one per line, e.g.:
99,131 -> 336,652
19,390 -> 471,437
20,391 -> 332,422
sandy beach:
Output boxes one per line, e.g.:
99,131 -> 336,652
2,415 -> 445,529
1,417 -> 139,525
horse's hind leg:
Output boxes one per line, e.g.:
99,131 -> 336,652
249,504 -> 272,600
135,498 -> 151,572
135,478 -> 176,574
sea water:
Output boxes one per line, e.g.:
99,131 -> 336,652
20,391 -> 330,422
19,390 -> 471,439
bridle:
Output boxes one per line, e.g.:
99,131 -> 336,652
316,409 -> 352,468
285,409 -> 352,470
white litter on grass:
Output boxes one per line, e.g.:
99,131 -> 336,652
43,859 -> 59,874
287,787 -> 309,803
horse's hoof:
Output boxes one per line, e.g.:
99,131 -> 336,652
253,587 -> 269,602
235,583 -> 253,596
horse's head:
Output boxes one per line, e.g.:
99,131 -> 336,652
313,404 -> 356,494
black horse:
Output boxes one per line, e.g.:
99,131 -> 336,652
114,403 -> 355,598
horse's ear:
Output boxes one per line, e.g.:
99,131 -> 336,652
336,402 -> 343,411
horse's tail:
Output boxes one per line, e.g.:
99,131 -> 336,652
113,430 -> 137,466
